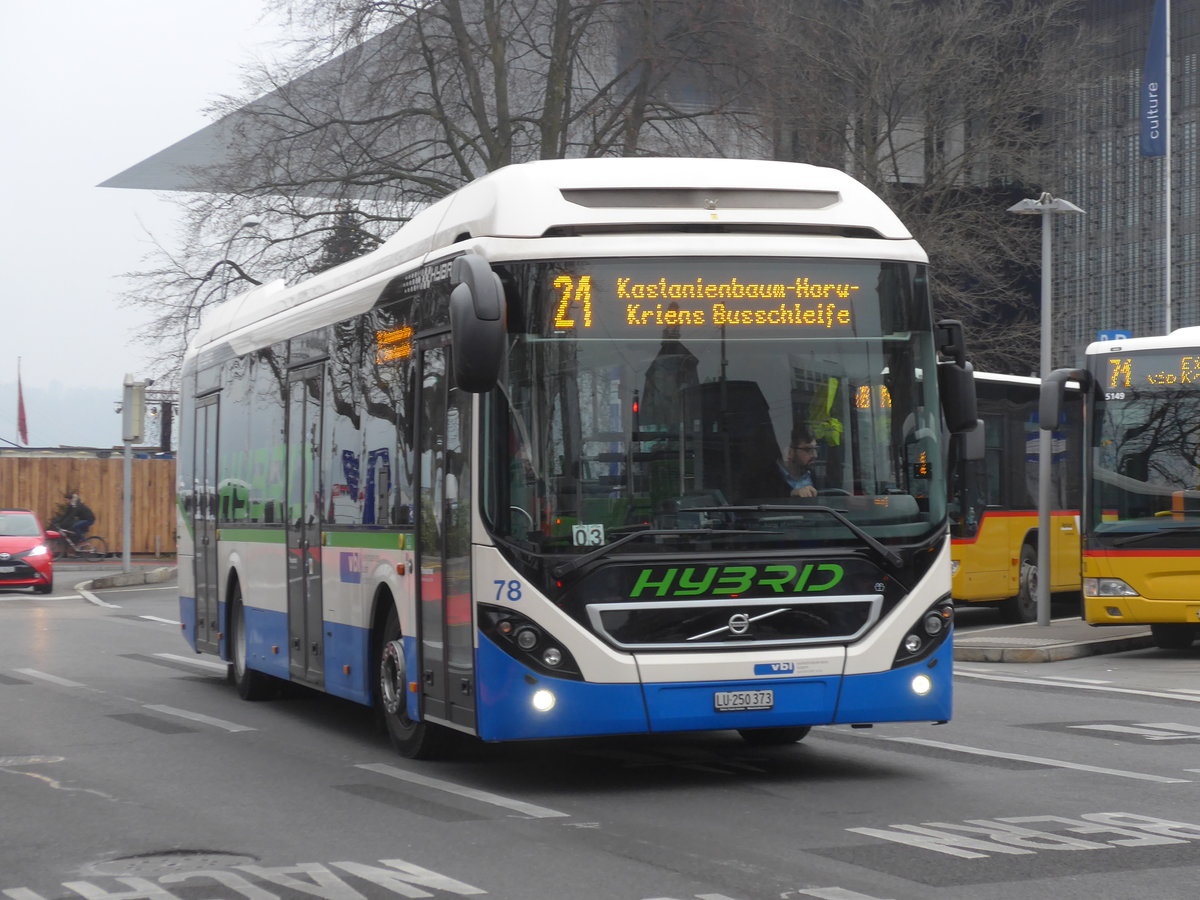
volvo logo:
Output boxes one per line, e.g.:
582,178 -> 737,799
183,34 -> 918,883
728,613 -> 751,635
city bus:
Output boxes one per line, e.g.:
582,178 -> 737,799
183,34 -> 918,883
1043,328 -> 1200,650
950,372 -> 1083,622
176,157 -> 977,759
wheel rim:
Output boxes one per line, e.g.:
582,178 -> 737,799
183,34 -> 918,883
380,639 -> 406,717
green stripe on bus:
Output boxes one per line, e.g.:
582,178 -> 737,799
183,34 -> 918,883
325,531 -> 413,550
215,528 -> 412,550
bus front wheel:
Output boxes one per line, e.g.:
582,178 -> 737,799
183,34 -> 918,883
1150,624 -> 1197,650
376,604 -> 450,759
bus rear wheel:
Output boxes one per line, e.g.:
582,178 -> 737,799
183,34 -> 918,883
737,726 -> 811,746
1150,624 -> 1197,650
228,583 -> 277,700
376,604 -> 450,759
1000,545 -> 1038,623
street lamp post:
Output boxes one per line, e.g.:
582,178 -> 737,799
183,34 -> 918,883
1007,192 -> 1085,626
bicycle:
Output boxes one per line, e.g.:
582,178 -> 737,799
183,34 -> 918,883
46,523 -> 109,561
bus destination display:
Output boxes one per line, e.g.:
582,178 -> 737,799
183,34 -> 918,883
549,271 -> 862,335
1103,353 -> 1200,389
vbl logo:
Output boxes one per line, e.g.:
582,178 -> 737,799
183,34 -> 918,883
754,662 -> 795,675
339,551 -> 363,584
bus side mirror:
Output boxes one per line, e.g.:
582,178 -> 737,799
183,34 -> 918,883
449,252 -> 507,393
1040,367 -> 1090,430
938,360 -> 978,434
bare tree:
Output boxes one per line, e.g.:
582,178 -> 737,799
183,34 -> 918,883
742,0 -> 1107,374
122,0 -> 757,381
124,0 -> 1107,381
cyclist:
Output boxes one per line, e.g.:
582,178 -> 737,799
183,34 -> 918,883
55,493 -> 95,542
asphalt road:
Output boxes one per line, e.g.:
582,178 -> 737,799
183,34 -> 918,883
2,568 -> 1198,900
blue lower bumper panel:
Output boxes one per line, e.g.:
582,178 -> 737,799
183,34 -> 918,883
471,633 -> 951,741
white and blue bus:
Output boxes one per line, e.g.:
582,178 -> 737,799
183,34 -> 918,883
177,157 -> 976,758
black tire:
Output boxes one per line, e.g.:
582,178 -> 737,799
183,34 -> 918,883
1150,624 -> 1197,650
33,580 -> 53,595
999,544 -> 1038,623
375,603 -> 450,759
228,583 -> 277,700
75,537 -> 108,561
737,726 -> 812,746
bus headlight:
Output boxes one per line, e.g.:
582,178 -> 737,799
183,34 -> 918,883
532,689 -> 556,712
479,606 -> 583,680
892,599 -> 953,668
1083,577 -> 1137,597
911,673 -> 933,696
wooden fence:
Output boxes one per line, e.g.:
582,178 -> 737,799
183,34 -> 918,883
0,453 -> 176,556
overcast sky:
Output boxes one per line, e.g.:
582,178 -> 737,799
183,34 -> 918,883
0,1 -> 286,449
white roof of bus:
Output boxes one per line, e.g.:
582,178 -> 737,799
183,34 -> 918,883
189,157 -> 919,356
1085,325 -> 1200,355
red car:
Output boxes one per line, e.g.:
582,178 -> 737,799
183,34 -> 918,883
0,509 -> 54,594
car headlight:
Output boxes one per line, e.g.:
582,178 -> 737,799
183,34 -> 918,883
28,544 -> 49,558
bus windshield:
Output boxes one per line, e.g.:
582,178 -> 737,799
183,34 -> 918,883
1090,350 -> 1200,546
484,257 -> 945,556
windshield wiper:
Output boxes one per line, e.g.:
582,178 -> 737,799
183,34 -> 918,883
687,504 -> 904,568
552,527 -> 769,579
1110,524 -> 1200,547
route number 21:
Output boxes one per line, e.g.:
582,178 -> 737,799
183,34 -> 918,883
553,275 -> 593,329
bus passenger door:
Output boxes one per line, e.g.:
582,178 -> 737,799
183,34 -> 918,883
286,365 -> 325,686
416,342 -> 476,731
193,395 -> 220,655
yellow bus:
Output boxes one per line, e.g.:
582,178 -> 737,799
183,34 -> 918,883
1044,328 -> 1200,649
951,372 -> 1083,622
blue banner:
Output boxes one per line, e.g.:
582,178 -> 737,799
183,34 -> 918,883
1141,0 -> 1168,157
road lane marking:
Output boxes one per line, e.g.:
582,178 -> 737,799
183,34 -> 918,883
14,668 -> 86,688
78,584 -> 119,608
140,615 -> 182,625
956,668 -> 1200,703
153,652 -> 228,672
143,704 -> 255,733
876,736 -> 1189,783
357,762 -> 570,818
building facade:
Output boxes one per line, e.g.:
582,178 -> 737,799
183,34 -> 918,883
1053,0 -> 1200,365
